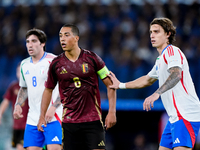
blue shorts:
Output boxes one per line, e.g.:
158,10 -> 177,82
24,120 -> 62,148
160,119 -> 200,149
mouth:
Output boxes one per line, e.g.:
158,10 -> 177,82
28,49 -> 34,53
151,40 -> 156,44
61,43 -> 66,48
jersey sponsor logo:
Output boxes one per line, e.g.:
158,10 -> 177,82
82,63 -> 88,73
25,70 -> 29,75
52,136 -> 59,142
60,68 -> 68,74
173,138 -> 180,144
98,140 -> 105,146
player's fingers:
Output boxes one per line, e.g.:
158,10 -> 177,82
151,102 -> 154,108
143,101 -> 149,111
38,126 -> 44,132
109,71 -> 115,77
109,85 -> 115,89
105,123 -> 110,130
143,102 -> 146,111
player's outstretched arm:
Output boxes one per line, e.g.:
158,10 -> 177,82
102,77 -> 117,130
107,71 -> 157,90
37,87 -> 53,132
13,87 -> 28,119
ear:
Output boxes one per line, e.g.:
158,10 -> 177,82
167,32 -> 171,38
41,43 -> 45,47
75,36 -> 79,42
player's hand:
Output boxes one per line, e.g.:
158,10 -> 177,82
143,93 -> 159,111
37,116 -> 46,132
45,106 -> 56,122
107,71 -> 120,89
105,111 -> 116,130
13,104 -> 23,119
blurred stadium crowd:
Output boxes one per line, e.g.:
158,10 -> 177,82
0,0 -> 200,100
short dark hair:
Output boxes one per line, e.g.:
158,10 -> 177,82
150,18 -> 176,44
26,28 -> 47,51
62,24 -> 79,36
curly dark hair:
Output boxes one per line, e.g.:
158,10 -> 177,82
150,18 -> 176,44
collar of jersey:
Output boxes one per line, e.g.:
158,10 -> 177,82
30,52 -> 47,63
161,44 -> 171,55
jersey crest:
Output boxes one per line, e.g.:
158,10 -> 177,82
82,63 -> 88,73
40,66 -> 45,75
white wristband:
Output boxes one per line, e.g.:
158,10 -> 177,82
119,83 -> 126,89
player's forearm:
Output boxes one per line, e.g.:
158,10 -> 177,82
15,87 -> 28,106
155,67 -> 182,95
0,99 -> 9,116
40,88 -> 53,117
107,88 -> 116,113
52,95 -> 61,109
125,75 -> 156,89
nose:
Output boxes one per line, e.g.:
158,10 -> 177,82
60,36 -> 65,41
26,42 -> 32,48
150,33 -> 154,39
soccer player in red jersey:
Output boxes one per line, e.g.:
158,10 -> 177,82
37,24 -> 117,150
0,64 -> 29,150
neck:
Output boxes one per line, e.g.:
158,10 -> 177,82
157,43 -> 170,55
65,47 -> 81,62
31,51 -> 45,64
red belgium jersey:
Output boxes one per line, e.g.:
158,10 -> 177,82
45,49 -> 106,123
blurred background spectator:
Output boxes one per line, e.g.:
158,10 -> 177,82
1,0 -> 200,149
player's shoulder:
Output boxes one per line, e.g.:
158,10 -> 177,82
45,52 -> 57,59
163,45 -> 181,56
8,80 -> 18,88
43,52 -> 57,62
166,45 -> 180,52
50,52 -> 65,64
82,48 -> 101,59
82,48 -> 96,56
171,45 -> 180,51
21,57 -> 31,66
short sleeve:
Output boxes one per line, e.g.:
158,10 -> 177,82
92,52 -> 109,79
19,62 -> 27,87
148,64 -> 158,79
165,47 -> 182,71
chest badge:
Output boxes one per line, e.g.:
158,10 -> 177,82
82,63 -> 88,73
40,66 -> 45,75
